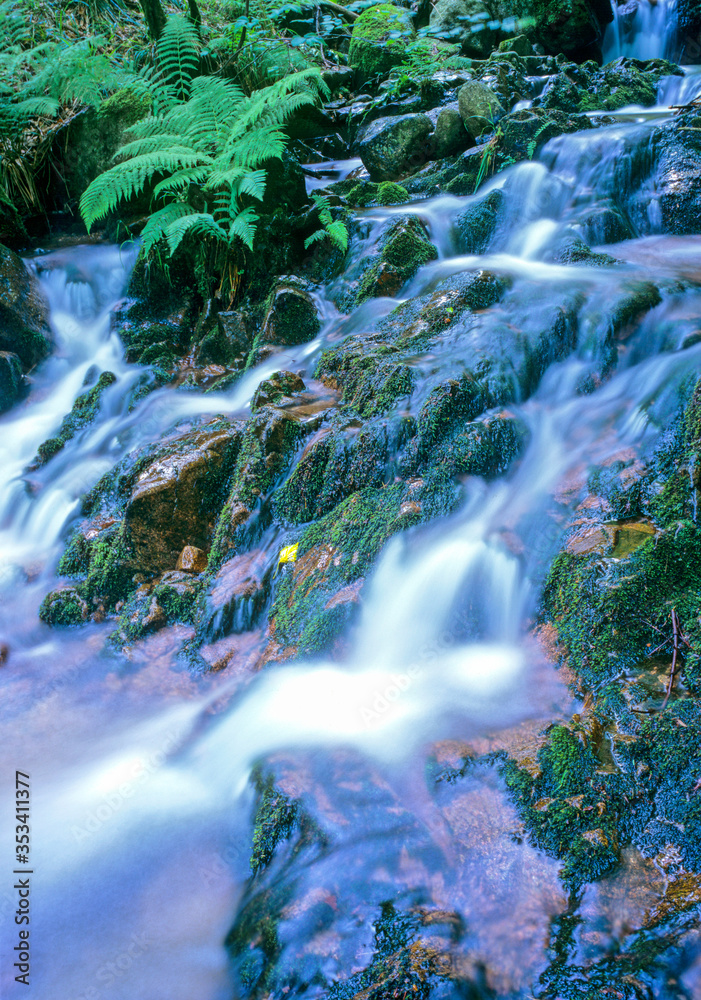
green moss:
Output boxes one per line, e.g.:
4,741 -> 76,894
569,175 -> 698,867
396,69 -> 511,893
376,181 -> 410,205
356,216 -> 438,304
317,339 -> 416,418
33,371 -> 117,468
39,587 -> 88,627
348,4 -> 414,79
250,771 -> 300,875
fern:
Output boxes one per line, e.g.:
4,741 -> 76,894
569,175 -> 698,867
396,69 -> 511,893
304,194 -> 348,253
80,27 -> 328,299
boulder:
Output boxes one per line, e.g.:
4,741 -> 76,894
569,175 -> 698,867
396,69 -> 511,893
429,0 -> 510,58
39,586 -> 89,627
0,194 -> 28,251
454,189 -> 505,254
196,311 -> 250,367
458,80 -> 505,138
513,0 -> 613,59
651,120 -> 701,235
0,351 -> 24,414
349,4 -> 415,79
356,113 -> 434,181
432,104 -> 473,158
0,244 -> 52,369
199,550 -> 270,642
676,0 -> 701,63
538,57 -> 683,114
124,424 -> 241,573
261,277 -> 321,347
59,87 -> 151,207
357,216 -> 438,303
497,107 -> 594,162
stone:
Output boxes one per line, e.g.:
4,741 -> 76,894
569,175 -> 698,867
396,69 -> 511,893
432,104 -> 472,159
454,189 -> 505,254
39,586 -> 89,627
59,87 -> 152,207
429,0 -> 509,58
0,194 -> 28,251
0,351 -> 23,414
252,370 -> 306,411
356,113 -> 434,181
513,0 -> 613,59
458,80 -> 505,138
650,119 -> 701,236
498,33 -> 534,55
196,311 -> 250,367
0,244 -> 52,369
176,546 -> 208,573
349,4 -> 415,80
125,424 -> 241,573
357,216 -> 438,303
261,278 -> 321,347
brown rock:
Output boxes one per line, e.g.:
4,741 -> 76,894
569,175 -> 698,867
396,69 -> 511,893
125,425 -> 241,573
176,545 -> 208,573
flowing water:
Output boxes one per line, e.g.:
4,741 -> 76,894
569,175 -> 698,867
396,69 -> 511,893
2,5 -> 701,998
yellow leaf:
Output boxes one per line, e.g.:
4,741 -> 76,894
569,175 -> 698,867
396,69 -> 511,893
278,543 -> 299,566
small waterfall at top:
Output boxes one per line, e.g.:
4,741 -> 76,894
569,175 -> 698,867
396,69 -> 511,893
603,0 -> 678,62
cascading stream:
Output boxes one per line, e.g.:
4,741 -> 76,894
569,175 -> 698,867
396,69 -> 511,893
2,9 -> 701,998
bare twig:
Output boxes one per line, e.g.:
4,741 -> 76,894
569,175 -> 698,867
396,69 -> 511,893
661,608 -> 681,710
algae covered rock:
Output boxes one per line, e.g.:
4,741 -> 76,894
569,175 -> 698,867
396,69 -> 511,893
0,351 -> 24,414
458,80 -> 505,138
0,244 -> 52,369
513,0 -> 612,59
356,216 -> 438,303
348,3 -> 414,80
59,87 -> 152,206
260,277 -> 321,347
454,188 -> 504,253
39,586 -> 90,627
432,103 -> 472,158
429,0 -> 511,58
356,113 -> 434,181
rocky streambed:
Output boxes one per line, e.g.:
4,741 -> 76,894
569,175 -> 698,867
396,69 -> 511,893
2,1 -> 701,998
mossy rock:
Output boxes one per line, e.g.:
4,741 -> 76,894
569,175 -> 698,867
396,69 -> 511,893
349,4 -> 415,80
356,216 -> 438,304
39,587 -> 89,627
0,244 -> 52,370
0,351 -> 24,414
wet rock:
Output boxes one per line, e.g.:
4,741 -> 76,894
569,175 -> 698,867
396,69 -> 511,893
429,0 -> 509,58
498,33 -> 534,56
58,87 -> 151,207
251,370 -> 306,411
176,546 -> 208,573
116,571 -> 200,642
199,550 -> 270,642
458,80 -> 506,138
574,202 -> 633,245
39,586 -> 89,627
348,3 -> 414,80
498,107 -> 594,164
31,371 -> 117,468
0,244 -> 52,369
209,408 -> 306,567
432,103 -> 472,158
356,113 -> 434,181
125,424 -> 242,573
0,194 -> 28,251
513,0 -> 612,59
356,216 -> 438,304
0,351 -> 24,414
648,115 -> 701,236
454,189 -> 504,254
538,57 -> 683,114
195,311 -> 250,367
260,277 -> 321,347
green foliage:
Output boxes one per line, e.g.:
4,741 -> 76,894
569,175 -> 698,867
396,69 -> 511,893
304,193 -> 348,253
80,14 -> 327,296
0,0 -> 130,209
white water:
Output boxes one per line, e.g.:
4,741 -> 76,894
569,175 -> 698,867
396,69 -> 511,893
2,10 -> 701,998
603,0 -> 678,62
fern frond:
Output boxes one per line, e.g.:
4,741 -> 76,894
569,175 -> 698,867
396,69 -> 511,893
152,165 -> 210,198
156,15 -> 200,102
228,206 -> 258,250
140,202 -> 194,257
165,211 -> 227,255
80,149 -> 208,231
